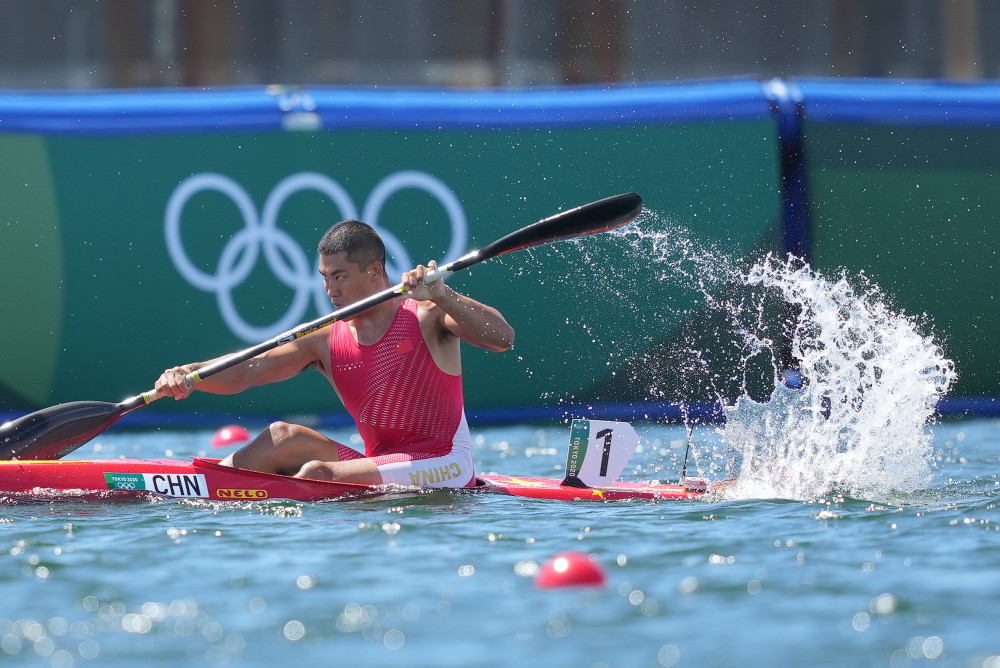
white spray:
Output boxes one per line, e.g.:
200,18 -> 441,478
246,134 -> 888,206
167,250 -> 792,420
600,213 -> 957,501
720,255 -> 956,501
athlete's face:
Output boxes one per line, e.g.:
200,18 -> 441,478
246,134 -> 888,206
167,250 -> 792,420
319,252 -> 381,309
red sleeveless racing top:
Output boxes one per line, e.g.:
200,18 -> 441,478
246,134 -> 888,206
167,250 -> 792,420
328,299 -> 468,458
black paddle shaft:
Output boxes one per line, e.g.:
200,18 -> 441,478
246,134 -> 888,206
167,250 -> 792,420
0,193 -> 643,461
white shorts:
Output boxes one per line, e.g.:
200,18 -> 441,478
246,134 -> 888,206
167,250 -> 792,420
336,443 -> 476,489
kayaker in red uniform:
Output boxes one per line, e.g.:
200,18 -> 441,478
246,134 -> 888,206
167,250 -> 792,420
154,220 -> 515,488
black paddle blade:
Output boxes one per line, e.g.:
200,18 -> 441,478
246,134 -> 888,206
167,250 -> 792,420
0,401 -> 127,460
458,192 -> 643,269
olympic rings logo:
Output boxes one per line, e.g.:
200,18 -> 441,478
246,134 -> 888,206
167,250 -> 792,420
164,171 -> 467,342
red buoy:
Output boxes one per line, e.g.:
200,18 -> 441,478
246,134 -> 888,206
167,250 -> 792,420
534,551 -> 607,589
211,425 -> 252,448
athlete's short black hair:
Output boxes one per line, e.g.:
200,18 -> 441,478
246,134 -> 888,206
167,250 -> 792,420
317,220 -> 386,273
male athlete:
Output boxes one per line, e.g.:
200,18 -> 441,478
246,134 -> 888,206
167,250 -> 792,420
155,220 -> 515,488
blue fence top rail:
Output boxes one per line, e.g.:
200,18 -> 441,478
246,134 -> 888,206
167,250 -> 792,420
4,78 -> 1000,136
791,77 -> 1000,126
5,78 -> 1000,135
0,79 -> 774,135
306,79 -> 773,129
0,87 -> 289,134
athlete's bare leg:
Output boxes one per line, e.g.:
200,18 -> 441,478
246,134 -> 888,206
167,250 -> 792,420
294,458 -> 382,485
220,421 -> 346,476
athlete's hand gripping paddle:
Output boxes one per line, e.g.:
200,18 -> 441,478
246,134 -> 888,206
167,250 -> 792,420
0,193 -> 643,461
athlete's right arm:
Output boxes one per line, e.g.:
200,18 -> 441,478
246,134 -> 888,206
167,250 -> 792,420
154,330 -> 329,399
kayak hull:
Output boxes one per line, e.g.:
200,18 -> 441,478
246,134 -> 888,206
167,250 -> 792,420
0,458 -> 703,502
474,473 -> 701,501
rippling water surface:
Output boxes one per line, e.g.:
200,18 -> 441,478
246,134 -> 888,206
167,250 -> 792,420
2,419 -> 999,668
5,215 -> 995,667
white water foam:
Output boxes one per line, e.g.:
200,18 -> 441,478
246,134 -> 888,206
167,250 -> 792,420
719,256 -> 956,501
595,213 -> 957,502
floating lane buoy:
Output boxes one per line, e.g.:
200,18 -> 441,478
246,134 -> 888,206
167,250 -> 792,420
211,425 -> 252,448
534,551 -> 607,589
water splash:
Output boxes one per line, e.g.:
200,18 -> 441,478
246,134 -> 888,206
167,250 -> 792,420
522,209 -> 743,409
525,210 -> 956,502
585,213 -> 956,501
608,210 -> 739,294
719,255 -> 957,501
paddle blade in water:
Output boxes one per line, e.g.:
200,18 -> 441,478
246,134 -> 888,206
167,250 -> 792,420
0,401 -> 127,460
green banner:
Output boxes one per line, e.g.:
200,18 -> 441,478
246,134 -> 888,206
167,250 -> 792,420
0,135 -> 62,407
806,123 -> 1000,398
0,120 -> 779,418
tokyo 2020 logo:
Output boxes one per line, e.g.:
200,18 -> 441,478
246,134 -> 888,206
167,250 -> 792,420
164,170 -> 467,342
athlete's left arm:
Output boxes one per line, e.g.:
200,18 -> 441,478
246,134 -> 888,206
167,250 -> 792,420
404,262 -> 515,352
433,285 -> 515,352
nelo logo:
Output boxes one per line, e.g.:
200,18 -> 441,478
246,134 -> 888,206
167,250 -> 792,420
164,171 -> 467,342
216,489 -> 269,500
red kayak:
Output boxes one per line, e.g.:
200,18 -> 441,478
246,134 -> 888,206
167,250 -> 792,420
0,419 -> 707,503
0,457 -> 703,503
